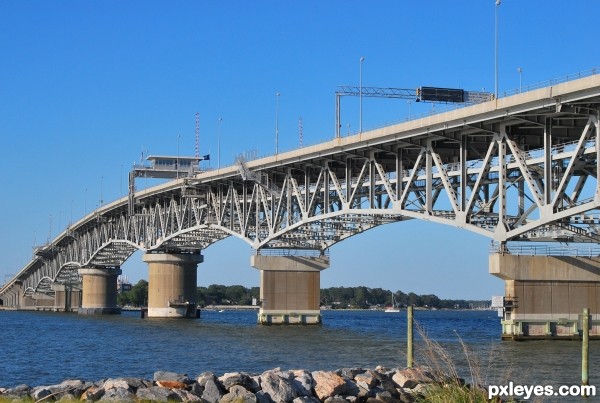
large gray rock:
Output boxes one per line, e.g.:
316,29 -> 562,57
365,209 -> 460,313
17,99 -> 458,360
81,386 -> 105,401
273,369 -> 294,381
356,384 -> 371,400
290,370 -> 313,397
31,387 -> 52,401
189,382 -> 204,397
292,397 -> 320,403
201,378 -> 224,403
30,380 -> 86,401
342,378 -> 360,397
99,386 -> 136,401
102,378 -> 131,391
379,379 -> 400,398
391,368 -> 435,389
3,384 -> 31,398
197,371 -> 216,387
220,384 -> 258,403
323,397 -> 347,403
372,389 -> 398,402
136,386 -> 180,402
154,370 -> 190,384
219,372 -> 255,391
117,377 -> 151,390
260,371 -> 297,402
171,388 -> 203,401
338,368 -> 364,379
311,371 -> 346,401
354,371 -> 377,388
255,390 -> 273,403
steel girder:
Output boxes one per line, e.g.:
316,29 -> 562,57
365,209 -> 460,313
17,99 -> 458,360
3,75 -> 600,305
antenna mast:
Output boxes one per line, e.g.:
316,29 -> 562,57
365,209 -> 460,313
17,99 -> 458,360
195,112 -> 200,159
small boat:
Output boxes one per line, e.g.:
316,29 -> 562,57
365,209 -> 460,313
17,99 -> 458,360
385,292 -> 400,313
218,309 -> 224,313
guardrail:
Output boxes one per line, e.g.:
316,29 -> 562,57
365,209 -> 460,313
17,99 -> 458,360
491,242 -> 600,257
255,248 -> 330,258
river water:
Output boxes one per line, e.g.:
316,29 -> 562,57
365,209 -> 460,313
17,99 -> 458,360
0,309 -> 598,399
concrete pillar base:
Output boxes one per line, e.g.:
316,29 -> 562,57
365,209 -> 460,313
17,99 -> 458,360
491,254 -> 600,340
257,311 -> 322,325
78,307 -> 122,315
78,267 -> 122,315
143,252 -> 203,318
251,254 -> 329,325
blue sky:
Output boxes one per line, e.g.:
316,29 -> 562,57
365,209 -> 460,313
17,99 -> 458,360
1,1 -> 598,300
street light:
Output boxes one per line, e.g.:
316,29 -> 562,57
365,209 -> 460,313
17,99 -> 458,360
359,56 -> 365,132
176,134 -> 180,179
275,92 -> 280,155
517,67 -> 522,93
495,0 -> 501,98
218,117 -> 223,169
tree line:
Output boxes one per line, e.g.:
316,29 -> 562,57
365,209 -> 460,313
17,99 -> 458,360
118,281 -> 488,309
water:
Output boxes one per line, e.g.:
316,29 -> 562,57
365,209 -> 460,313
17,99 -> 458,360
0,309 -> 598,397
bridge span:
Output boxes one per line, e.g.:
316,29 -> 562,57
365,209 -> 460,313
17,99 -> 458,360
3,73 -> 600,338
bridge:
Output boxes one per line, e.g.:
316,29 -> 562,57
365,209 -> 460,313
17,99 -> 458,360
2,71 -> 600,338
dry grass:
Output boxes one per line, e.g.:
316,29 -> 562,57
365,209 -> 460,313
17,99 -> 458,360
410,323 -> 544,403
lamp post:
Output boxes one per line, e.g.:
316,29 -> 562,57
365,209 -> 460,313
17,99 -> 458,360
495,0 -> 501,98
275,92 -> 280,155
517,67 -> 522,93
218,117 -> 222,169
359,56 -> 365,132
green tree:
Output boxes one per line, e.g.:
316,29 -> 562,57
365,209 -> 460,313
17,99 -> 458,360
118,280 -> 148,307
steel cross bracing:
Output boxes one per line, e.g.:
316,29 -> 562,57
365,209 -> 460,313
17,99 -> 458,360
3,75 -> 600,303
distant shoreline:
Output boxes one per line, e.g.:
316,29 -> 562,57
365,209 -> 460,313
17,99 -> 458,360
1,306 -> 493,312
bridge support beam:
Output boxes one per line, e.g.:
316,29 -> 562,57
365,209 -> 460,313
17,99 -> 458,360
251,254 -> 329,324
78,267 -> 122,315
143,252 -> 203,318
491,254 -> 600,340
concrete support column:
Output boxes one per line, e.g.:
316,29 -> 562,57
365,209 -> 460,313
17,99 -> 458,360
490,254 -> 600,340
51,284 -> 81,312
143,252 -> 203,318
78,267 -> 122,315
251,254 -> 329,325
52,284 -> 67,312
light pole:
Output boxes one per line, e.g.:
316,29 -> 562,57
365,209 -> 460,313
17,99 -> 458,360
495,0 -> 501,98
275,92 -> 280,155
359,56 -> 365,132
177,134 -> 180,179
218,117 -> 223,169
517,67 -> 522,93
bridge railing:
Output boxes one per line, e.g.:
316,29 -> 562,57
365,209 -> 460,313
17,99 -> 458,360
255,248 -> 331,258
236,67 -> 600,165
497,67 -> 600,99
491,242 -> 600,257
362,67 -> 600,138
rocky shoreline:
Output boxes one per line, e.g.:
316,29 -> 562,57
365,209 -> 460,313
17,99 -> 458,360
0,366 -> 483,402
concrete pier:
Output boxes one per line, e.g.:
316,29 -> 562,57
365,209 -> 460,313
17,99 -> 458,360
52,284 -> 81,312
143,252 -> 203,318
78,267 -> 122,315
251,254 -> 329,324
490,254 -> 600,340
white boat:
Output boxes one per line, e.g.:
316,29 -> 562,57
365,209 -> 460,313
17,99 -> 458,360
385,292 -> 400,313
